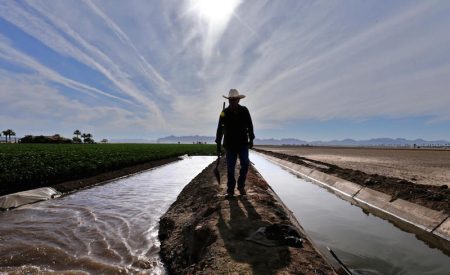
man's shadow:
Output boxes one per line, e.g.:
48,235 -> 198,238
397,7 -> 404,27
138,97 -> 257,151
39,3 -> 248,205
217,195 -> 292,274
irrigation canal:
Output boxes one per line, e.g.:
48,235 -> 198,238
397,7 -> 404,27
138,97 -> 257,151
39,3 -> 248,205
0,153 -> 449,274
0,156 -> 215,274
250,152 -> 450,275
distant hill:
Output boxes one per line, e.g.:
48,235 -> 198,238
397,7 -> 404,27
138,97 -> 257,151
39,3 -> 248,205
156,135 -> 450,146
110,138 -> 155,143
156,135 -> 309,145
310,138 -> 450,147
254,138 -> 309,145
157,135 -> 214,144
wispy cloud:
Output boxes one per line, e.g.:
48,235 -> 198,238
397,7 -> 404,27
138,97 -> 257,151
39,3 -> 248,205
81,0 -> 172,93
0,0 -> 166,124
198,1 -> 450,127
0,34 -> 131,103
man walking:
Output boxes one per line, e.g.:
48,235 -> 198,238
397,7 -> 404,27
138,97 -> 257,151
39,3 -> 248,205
215,89 -> 255,196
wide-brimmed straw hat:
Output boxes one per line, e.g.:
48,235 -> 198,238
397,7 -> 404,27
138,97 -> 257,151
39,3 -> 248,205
223,89 -> 245,99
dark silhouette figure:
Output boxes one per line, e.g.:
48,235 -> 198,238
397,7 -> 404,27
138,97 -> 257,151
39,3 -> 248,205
216,89 -> 255,196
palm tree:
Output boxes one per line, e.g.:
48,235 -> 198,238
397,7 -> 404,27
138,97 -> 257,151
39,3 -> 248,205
2,130 -> 7,143
85,133 -> 93,143
73,130 -> 81,139
81,133 -> 94,143
10,130 -> 16,143
2,129 -> 14,143
73,130 -> 82,143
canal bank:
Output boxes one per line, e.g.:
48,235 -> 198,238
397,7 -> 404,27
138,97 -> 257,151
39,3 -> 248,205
158,158 -> 337,274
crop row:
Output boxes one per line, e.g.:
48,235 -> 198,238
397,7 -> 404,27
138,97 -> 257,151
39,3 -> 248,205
0,143 -> 215,195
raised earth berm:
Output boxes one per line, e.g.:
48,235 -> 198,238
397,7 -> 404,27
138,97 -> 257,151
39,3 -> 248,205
158,158 -> 337,274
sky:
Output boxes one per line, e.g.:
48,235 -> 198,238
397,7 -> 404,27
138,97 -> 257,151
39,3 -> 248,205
1,0 -> 450,142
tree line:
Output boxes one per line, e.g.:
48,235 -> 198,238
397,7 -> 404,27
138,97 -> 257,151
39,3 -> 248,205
72,130 -> 107,143
0,129 -> 108,144
72,130 -> 95,143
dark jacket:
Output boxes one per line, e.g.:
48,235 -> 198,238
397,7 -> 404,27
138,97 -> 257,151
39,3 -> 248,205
215,105 -> 255,150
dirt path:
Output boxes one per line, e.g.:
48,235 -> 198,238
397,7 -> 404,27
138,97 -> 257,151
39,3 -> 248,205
255,148 -> 450,215
158,159 -> 336,274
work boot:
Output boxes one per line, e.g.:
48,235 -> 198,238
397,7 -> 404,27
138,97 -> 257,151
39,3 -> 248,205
238,187 -> 246,195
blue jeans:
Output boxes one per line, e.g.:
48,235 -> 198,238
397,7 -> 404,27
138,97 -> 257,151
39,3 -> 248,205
226,146 -> 249,194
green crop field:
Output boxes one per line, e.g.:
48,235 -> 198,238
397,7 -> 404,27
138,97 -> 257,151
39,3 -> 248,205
0,143 -> 215,195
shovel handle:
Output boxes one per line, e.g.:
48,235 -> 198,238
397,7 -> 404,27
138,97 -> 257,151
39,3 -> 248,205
216,143 -> 222,157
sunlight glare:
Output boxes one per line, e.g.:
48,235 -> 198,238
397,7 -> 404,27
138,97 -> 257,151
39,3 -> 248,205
193,0 -> 241,23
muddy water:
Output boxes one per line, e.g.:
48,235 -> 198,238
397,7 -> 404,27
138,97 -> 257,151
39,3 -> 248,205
250,152 -> 450,275
0,156 -> 215,274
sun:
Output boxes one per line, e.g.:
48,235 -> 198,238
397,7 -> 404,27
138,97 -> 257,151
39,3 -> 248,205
192,0 -> 241,23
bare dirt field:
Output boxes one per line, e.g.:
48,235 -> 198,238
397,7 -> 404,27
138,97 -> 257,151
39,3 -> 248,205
258,146 -> 450,187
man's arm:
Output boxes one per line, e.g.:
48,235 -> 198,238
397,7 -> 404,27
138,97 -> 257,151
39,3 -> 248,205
246,108 -> 255,148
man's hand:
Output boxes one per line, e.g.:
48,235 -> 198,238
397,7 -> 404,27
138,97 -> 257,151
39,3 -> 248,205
249,140 -> 254,149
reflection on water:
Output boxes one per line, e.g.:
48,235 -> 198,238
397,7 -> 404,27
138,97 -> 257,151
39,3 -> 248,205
0,156 -> 215,274
250,152 -> 450,275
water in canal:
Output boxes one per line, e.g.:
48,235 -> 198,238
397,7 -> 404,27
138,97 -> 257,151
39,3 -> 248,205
250,152 -> 450,275
0,156 -> 215,274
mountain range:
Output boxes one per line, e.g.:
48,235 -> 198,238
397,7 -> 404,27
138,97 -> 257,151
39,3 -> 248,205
155,135 -> 450,146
